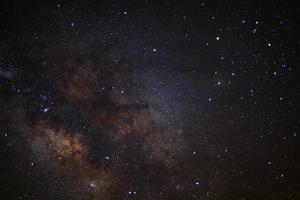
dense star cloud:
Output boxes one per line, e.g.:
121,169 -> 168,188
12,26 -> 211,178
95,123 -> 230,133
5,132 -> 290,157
0,0 -> 299,199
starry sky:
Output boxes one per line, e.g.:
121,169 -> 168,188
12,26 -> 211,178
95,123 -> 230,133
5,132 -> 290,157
0,0 -> 299,199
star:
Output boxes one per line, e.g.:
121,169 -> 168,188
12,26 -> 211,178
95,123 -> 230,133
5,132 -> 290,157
89,180 -> 97,188
42,107 -> 50,113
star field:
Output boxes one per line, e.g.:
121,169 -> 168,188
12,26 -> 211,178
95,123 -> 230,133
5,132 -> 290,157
0,0 -> 299,199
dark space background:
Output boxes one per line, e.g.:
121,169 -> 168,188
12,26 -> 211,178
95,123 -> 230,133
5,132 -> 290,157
0,0 -> 299,199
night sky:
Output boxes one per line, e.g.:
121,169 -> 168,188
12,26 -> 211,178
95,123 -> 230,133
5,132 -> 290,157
0,0 -> 299,199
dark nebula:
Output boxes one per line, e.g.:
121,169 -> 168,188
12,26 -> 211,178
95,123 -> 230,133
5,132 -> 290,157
0,1 -> 299,199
